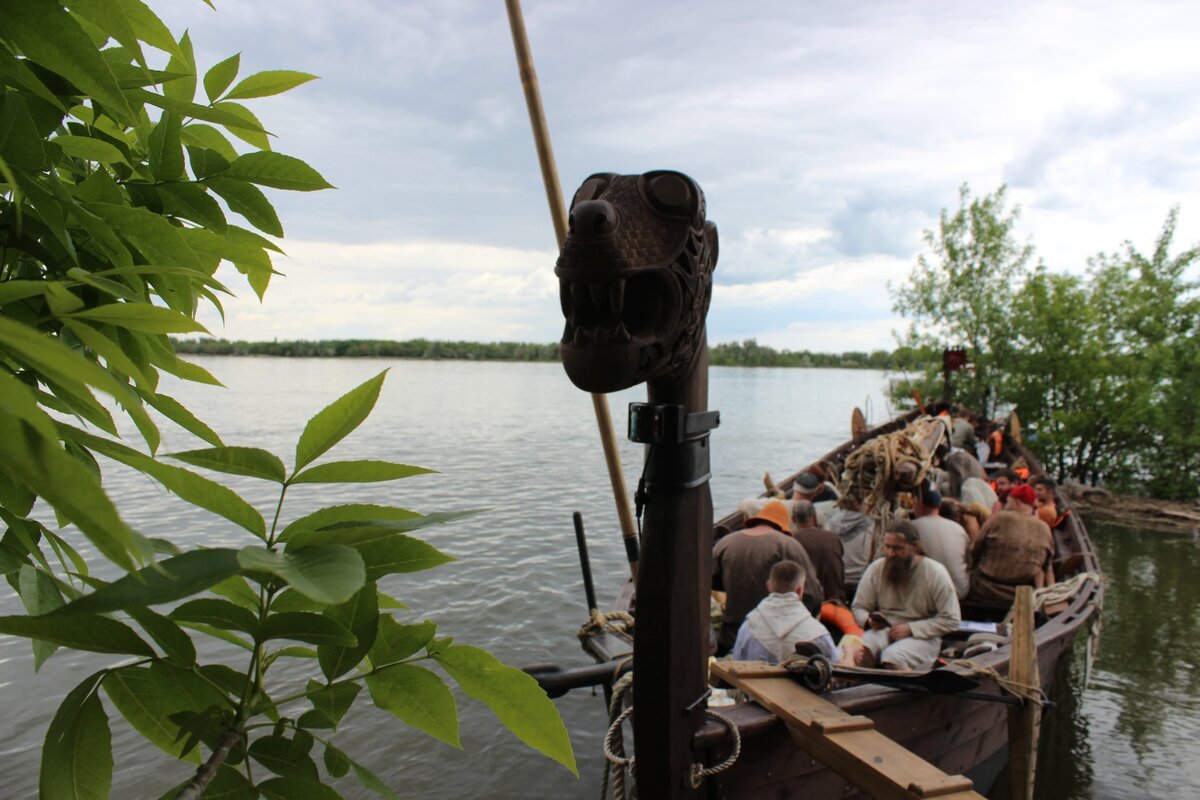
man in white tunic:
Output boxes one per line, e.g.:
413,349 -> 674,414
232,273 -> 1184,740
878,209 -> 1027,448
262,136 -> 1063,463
731,560 -> 837,663
851,520 -> 961,670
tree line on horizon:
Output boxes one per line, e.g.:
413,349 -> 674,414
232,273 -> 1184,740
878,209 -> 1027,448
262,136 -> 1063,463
893,184 -> 1199,500
172,336 -> 935,370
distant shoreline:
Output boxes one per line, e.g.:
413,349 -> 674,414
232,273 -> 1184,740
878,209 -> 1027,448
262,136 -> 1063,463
172,338 -> 919,370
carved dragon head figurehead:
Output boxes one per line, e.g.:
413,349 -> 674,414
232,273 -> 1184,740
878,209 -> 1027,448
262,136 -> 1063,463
555,170 -> 718,394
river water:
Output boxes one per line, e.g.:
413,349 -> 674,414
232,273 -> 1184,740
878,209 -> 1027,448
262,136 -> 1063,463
0,358 -> 1195,798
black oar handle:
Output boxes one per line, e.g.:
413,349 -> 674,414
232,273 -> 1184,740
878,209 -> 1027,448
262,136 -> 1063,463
573,511 -> 598,613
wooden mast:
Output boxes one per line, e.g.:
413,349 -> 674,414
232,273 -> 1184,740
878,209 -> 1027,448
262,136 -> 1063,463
503,0 -> 640,580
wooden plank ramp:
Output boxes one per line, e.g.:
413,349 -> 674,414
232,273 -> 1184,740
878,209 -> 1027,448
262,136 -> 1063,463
710,661 -> 987,800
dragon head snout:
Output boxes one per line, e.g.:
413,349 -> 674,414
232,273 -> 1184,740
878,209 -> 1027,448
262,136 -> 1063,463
568,199 -> 618,237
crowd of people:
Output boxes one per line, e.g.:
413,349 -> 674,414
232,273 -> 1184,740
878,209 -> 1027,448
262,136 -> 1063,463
713,421 -> 1066,672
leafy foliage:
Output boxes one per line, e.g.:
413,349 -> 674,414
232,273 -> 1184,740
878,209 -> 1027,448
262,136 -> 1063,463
892,186 -> 1200,498
0,4 -> 574,798
891,184 -> 1034,417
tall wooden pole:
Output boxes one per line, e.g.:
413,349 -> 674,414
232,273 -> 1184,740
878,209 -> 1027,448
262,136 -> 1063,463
1008,585 -> 1041,800
504,0 -> 639,580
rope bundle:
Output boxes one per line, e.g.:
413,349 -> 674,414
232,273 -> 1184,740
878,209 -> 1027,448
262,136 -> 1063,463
579,609 -> 634,641
839,415 -> 948,554
600,672 -> 742,798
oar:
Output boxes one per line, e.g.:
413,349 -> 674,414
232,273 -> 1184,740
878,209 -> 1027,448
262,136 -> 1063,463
504,0 -> 639,581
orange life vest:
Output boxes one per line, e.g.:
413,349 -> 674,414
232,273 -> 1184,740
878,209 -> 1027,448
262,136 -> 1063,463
819,601 -> 864,637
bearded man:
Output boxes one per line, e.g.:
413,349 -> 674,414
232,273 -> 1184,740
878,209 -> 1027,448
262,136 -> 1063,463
849,520 -> 961,670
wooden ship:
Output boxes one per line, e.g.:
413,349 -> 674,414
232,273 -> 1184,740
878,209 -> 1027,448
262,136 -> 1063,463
565,405 -> 1103,798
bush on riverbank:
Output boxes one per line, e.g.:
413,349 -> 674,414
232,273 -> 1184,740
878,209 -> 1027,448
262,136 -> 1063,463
894,185 -> 1200,500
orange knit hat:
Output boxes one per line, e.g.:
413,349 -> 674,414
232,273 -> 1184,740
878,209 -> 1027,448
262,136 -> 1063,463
745,500 -> 791,533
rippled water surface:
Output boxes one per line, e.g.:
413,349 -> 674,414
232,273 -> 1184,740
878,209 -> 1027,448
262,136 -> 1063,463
1,358 -> 1195,798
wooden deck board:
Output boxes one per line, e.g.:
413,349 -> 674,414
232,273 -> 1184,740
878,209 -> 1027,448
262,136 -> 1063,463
711,661 -> 987,800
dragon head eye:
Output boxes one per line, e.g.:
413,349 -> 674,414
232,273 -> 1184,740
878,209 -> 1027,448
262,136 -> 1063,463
571,174 -> 615,209
643,171 -> 694,217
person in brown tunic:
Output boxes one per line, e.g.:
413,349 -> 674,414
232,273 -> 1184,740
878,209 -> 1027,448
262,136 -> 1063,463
713,500 -> 823,654
967,483 -> 1055,607
791,499 -> 846,603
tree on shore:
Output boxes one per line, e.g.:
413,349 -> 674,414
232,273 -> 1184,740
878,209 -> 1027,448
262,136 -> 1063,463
893,186 -> 1200,499
891,184 -> 1034,418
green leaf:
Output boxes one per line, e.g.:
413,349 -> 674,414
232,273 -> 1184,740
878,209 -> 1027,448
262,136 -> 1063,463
162,29 -> 196,103
166,446 -> 286,482
260,611 -> 356,646
300,680 -> 361,730
0,614 -> 154,656
128,606 -> 196,667
186,144 -> 230,179
222,151 -> 334,192
175,621 -> 252,651
346,753 -> 402,800
0,95 -> 48,174
212,101 -> 271,150
82,202 -> 206,273
139,390 -> 224,447
43,528 -> 88,579
53,134 -> 129,165
208,575 -> 259,609
248,734 -> 319,779
0,278 -> 47,306
0,315 -> 149,429
322,742 -> 351,779
170,597 -> 259,635
17,564 -> 64,670
147,338 -> 223,386
318,582 -> 378,680
294,371 -> 386,472
257,777 -> 341,800
41,671 -> 112,800
357,534 -> 455,580
159,181 -> 228,232
434,645 -> 577,774
269,589 -> 325,613
62,321 -> 155,390
0,371 -> 58,439
102,662 -> 229,762
62,426 -> 266,537
369,617 -> 435,665
4,0 -> 135,125
49,548 -> 242,616
225,69 -> 318,100
278,504 -> 420,542
181,123 -> 238,162
205,176 -> 283,236
237,545 -> 365,605
203,53 -> 241,102
100,0 -> 181,59
291,460 -> 433,485
366,663 -> 460,747
0,412 -> 136,570
65,303 -> 208,335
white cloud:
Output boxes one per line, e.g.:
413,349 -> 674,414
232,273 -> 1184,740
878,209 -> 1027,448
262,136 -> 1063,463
161,1 -> 1200,352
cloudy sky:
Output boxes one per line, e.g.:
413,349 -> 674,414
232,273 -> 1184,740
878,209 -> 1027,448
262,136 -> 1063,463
159,1 -> 1200,353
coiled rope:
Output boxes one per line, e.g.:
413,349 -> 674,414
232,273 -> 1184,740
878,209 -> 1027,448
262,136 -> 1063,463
601,673 -> 635,800
579,609 -> 634,641
839,415 -> 946,554
600,673 -> 742,797
686,709 -> 742,789
1001,572 -> 1102,622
